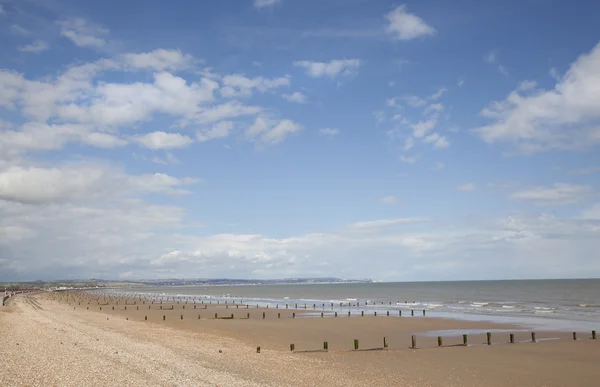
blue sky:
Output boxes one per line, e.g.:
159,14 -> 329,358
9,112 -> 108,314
0,0 -> 599,281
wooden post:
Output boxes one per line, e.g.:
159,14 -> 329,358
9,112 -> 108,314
411,310 -> 414,316
290,344 -> 295,352
247,313 -> 250,319
510,333 -> 515,344
354,339 -> 359,350
593,330 -> 596,340
399,310 -> 402,316
163,315 -> 165,321
423,309 -> 426,316
293,312 -> 295,318
278,313 -> 280,319
231,313 -> 234,319
256,346 -> 260,353
262,312 -> 265,319
438,336 -> 442,347
383,337 -> 388,349
324,341 -> 328,351
387,311 -> 389,316
531,332 -> 536,343
145,316 -> 147,321
361,311 -> 364,317
335,312 -> 337,317
463,334 -> 468,346
348,311 -> 350,317
573,332 -> 577,340
486,332 -> 491,345
181,314 -> 183,320
198,314 -> 201,319
411,335 -> 416,349
215,313 -> 218,319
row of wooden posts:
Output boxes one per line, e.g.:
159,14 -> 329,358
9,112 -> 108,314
104,309 -> 428,321
90,307 -> 426,318
271,330 -> 598,354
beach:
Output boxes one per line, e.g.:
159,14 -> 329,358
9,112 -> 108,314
1,292 -> 599,386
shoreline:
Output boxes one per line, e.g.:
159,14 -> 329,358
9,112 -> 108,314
2,292 -> 599,386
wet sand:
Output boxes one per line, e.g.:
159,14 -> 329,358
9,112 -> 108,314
1,291 -> 599,386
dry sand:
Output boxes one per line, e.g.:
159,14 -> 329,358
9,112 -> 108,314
1,292 -> 599,386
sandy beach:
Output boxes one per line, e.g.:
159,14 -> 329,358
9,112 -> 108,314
1,292 -> 599,386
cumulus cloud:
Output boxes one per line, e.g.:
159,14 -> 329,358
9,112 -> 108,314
474,42 -> 600,152
197,121 -> 233,142
221,74 -> 289,98
384,5 -> 436,41
282,91 -> 307,103
18,40 -> 49,53
294,59 -> 361,78
0,163 -> 197,204
57,18 -> 109,48
132,131 -> 194,150
122,49 -> 196,71
245,115 -> 302,145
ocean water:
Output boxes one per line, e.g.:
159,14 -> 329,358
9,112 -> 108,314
104,279 -> 600,331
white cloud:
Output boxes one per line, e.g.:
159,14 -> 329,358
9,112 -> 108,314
62,71 -> 218,127
400,155 -> 416,164
373,110 -> 386,124
254,0 -> 280,8
581,203 -> 600,220
57,18 -> 109,48
429,88 -> 447,100
403,136 -> 415,151
347,217 -> 428,230
0,5 -> 4,15
221,74 -> 289,98
294,59 -> 361,78
81,132 -> 127,148
0,163 -> 197,204
424,103 -> 444,115
473,42 -> 600,152
518,80 -> 537,91
510,183 -> 594,205
411,119 -> 437,137
403,95 -> 427,108
456,183 -> 475,191
380,196 -> 397,205
549,67 -> 560,81
384,5 -> 436,41
423,132 -> 449,149
132,131 -> 194,150
197,121 -> 233,142
457,77 -> 465,87
318,128 -> 340,137
10,25 -> 31,36
245,115 -> 302,145
195,101 -> 262,124
282,91 -> 307,103
122,49 -> 196,71
18,40 -> 49,54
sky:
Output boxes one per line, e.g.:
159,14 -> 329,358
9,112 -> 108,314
0,0 -> 599,282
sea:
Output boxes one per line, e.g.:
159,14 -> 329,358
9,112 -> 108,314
103,279 -> 600,333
